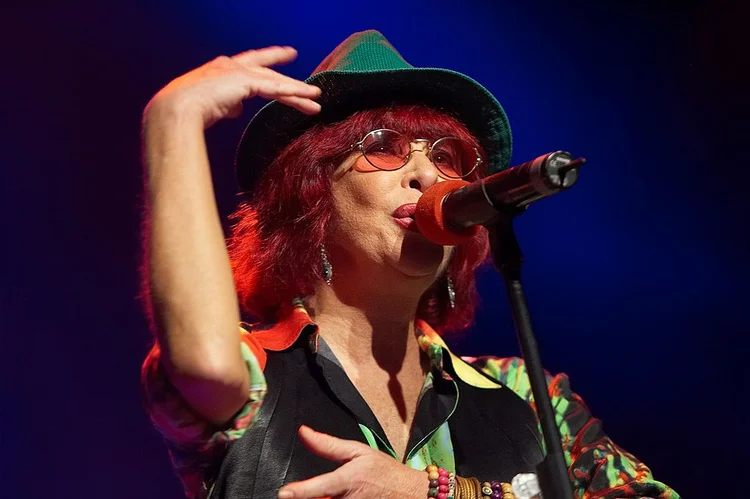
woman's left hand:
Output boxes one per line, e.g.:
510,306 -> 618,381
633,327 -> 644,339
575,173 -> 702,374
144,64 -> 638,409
277,425 -> 428,499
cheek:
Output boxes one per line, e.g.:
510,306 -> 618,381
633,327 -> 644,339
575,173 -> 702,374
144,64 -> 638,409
335,179 -> 379,214
331,174 -> 392,245
333,169 -> 397,225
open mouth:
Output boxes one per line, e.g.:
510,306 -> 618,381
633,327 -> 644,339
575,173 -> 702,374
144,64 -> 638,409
392,217 -> 419,232
392,204 -> 420,232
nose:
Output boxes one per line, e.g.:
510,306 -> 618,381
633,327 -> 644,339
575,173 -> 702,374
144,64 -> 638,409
401,141 -> 440,192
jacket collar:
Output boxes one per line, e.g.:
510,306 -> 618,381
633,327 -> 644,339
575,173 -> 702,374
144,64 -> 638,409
243,300 -> 501,390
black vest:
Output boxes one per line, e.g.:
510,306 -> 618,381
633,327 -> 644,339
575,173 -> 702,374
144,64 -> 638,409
209,337 -> 544,498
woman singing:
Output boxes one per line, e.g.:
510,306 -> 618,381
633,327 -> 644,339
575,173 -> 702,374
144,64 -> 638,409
140,30 -> 678,499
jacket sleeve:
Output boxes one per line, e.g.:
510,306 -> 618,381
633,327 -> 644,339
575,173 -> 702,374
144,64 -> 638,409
140,325 -> 267,499
466,356 -> 680,499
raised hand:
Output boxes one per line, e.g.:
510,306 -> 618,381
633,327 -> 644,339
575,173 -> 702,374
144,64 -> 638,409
277,426 -> 428,499
144,46 -> 322,129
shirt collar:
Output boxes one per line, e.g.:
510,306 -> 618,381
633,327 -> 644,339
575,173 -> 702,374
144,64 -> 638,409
413,319 -> 502,390
245,300 -> 501,390
241,299 -> 315,352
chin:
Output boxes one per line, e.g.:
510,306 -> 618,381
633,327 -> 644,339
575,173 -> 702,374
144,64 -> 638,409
394,231 -> 450,278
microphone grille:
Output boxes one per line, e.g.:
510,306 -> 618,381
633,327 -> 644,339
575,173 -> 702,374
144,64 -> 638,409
415,180 -> 478,246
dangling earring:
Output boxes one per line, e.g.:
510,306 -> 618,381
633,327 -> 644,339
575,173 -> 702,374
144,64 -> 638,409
446,276 -> 456,309
320,245 -> 333,285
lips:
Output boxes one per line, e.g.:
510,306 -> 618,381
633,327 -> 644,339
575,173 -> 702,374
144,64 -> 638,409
392,203 -> 420,232
392,203 -> 417,219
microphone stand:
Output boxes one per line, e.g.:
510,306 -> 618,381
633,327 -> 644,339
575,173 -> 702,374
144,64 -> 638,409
427,150 -> 585,498
488,212 -> 575,499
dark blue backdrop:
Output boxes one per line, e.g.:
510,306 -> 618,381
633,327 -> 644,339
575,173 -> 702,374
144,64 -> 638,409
2,1 -> 747,497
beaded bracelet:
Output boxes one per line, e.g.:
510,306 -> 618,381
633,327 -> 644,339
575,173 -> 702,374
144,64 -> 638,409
481,480 -> 515,499
425,465 -> 516,499
425,465 -> 450,499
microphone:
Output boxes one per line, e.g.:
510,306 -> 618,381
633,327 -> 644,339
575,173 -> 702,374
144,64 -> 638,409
414,151 -> 586,245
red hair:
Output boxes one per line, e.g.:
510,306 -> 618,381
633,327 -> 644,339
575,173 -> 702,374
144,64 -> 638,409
228,105 -> 490,332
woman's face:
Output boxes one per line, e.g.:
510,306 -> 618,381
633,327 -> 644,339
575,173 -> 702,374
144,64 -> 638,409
329,141 -> 453,281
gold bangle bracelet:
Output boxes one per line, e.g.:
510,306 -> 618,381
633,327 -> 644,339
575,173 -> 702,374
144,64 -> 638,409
452,474 -> 519,499
457,476 -> 468,499
458,475 -> 471,499
469,476 -> 482,499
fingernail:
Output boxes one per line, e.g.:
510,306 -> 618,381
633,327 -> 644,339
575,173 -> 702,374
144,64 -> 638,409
277,489 -> 294,499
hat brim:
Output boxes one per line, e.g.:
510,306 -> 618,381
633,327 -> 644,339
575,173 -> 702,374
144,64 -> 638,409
235,68 -> 511,194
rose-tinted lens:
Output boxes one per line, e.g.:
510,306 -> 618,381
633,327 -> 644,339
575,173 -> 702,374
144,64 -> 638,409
362,130 -> 409,171
431,138 -> 480,178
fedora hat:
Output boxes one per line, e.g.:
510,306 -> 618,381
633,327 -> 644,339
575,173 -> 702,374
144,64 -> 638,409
235,30 -> 511,193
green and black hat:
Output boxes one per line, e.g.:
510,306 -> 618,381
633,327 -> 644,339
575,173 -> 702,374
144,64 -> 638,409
235,29 -> 512,193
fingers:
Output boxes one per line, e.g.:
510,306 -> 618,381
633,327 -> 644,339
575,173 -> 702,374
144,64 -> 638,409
229,46 -> 322,115
297,425 -> 370,463
232,45 -> 299,68
276,95 -> 321,115
277,469 -> 344,499
241,72 -> 318,99
252,66 -> 321,98
242,76 -> 320,114
226,102 -> 243,119
276,426 -> 372,498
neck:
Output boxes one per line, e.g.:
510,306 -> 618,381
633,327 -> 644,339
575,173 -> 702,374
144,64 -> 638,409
305,271 -> 430,379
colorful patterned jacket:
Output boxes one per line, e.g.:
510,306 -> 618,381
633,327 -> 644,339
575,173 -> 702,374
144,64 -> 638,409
141,303 -> 679,499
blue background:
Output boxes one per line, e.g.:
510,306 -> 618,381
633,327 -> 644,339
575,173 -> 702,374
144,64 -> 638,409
2,1 -> 747,497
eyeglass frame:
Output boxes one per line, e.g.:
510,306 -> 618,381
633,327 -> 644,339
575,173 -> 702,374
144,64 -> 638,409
347,128 -> 483,179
